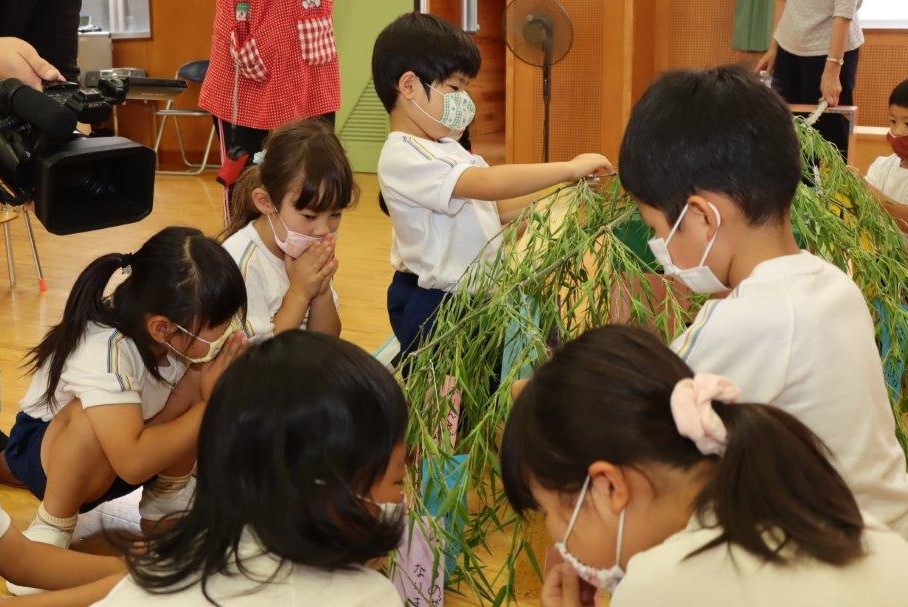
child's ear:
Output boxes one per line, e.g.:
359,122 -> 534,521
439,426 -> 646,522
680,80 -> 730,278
397,71 -> 421,101
251,187 -> 277,215
147,314 -> 177,346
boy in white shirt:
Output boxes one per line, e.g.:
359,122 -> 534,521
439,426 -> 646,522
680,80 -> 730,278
619,65 -> 908,538
371,13 -> 610,365
864,78 -> 908,235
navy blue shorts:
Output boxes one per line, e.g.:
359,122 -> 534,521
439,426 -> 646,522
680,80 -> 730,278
387,271 -> 450,368
5,411 -> 141,513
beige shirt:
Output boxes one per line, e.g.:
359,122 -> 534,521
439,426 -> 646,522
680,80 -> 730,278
775,0 -> 864,56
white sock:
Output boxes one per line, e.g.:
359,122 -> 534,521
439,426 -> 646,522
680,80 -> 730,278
145,473 -> 192,498
34,503 -> 77,533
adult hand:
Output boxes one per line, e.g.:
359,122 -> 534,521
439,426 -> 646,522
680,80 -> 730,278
754,45 -> 777,74
0,37 -> 64,89
820,64 -> 842,106
199,331 -> 249,402
541,564 -> 597,607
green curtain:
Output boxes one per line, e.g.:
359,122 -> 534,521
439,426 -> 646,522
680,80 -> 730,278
732,0 -> 774,52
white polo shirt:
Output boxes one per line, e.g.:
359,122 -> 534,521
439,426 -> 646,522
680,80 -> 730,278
378,132 -> 502,293
672,251 -> 908,538
223,223 -> 338,343
612,513 -> 908,607
867,154 -> 908,205
20,322 -> 186,422
91,529 -> 402,606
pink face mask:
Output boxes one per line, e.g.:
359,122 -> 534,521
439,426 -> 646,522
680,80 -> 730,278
266,213 -> 323,259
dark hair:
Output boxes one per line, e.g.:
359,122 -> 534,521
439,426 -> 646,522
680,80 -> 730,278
126,331 -> 409,603
224,119 -> 359,238
27,226 -> 247,407
371,12 -> 481,113
619,65 -> 801,225
501,325 -> 865,567
890,78 -> 908,109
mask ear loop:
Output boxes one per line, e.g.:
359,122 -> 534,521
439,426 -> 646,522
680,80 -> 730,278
697,202 -> 723,266
664,203 -> 691,246
561,475 -> 592,544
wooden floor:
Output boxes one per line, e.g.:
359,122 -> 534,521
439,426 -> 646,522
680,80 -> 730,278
0,170 -> 535,605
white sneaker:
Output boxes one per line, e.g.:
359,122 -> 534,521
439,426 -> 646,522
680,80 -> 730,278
139,476 -> 196,522
6,521 -> 73,596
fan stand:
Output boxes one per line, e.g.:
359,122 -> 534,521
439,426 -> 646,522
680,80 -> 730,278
524,17 -> 555,162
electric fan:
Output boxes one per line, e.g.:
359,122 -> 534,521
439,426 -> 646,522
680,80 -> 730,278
504,0 -> 573,162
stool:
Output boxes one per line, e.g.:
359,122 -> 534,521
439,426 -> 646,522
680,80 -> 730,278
0,205 -> 47,292
153,60 -> 217,175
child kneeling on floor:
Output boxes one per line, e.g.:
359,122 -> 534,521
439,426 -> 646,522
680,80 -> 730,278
93,331 -> 407,606
3,226 -> 248,595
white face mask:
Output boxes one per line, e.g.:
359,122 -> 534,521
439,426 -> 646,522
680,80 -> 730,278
647,202 -> 728,294
169,316 -> 242,365
361,495 -> 407,524
555,476 -> 626,594
411,81 -> 476,138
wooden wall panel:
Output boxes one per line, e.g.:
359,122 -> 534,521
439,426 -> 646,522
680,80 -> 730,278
429,0 -> 507,137
657,0 -> 908,128
111,0 -> 218,168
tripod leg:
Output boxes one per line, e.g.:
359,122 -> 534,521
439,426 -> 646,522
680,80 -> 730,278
22,209 -> 47,292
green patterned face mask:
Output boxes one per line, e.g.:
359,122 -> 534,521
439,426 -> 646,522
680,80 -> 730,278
412,82 -> 476,137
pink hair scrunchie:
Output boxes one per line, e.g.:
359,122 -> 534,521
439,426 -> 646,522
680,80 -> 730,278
670,374 -> 740,456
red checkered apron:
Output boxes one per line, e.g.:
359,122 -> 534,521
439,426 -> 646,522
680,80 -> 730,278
200,0 -> 340,131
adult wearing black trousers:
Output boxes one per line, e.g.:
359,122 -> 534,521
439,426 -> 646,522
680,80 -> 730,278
756,0 -> 864,157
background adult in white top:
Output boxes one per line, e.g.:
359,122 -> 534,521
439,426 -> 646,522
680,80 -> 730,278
94,332 -> 407,606
756,0 -> 863,156
501,326 -> 908,607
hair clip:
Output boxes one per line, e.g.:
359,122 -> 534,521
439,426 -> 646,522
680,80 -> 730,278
252,150 -> 266,165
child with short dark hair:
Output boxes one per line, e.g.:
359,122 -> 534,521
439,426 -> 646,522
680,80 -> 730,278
94,331 -> 407,606
619,65 -> 908,538
864,78 -> 908,234
372,13 -> 611,363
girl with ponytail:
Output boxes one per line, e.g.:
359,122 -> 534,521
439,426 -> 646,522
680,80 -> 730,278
221,119 -> 358,341
3,226 -> 248,594
501,325 -> 908,607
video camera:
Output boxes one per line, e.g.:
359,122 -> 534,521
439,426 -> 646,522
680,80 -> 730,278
0,76 -> 157,235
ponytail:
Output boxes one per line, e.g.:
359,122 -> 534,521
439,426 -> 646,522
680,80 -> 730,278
501,325 -> 866,571
27,227 -> 247,409
222,165 -> 263,240
694,403 -> 864,565
27,254 -> 124,407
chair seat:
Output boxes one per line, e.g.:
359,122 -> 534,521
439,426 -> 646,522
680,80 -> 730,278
156,108 -> 211,117
177,60 -> 210,83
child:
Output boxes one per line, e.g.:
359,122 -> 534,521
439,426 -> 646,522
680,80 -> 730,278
618,66 -> 908,537
93,331 -> 407,606
0,501 -> 124,605
3,227 -> 248,572
371,13 -> 611,362
501,325 -> 908,607
865,78 -> 908,234
222,119 -> 355,342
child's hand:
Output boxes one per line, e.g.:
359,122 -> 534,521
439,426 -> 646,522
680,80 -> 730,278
199,331 -> 249,402
568,153 -> 613,181
541,563 -> 597,607
287,241 -> 337,301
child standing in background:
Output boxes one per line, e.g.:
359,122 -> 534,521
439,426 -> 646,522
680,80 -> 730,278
864,78 -> 908,235
371,13 -> 611,364
222,119 -> 358,341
